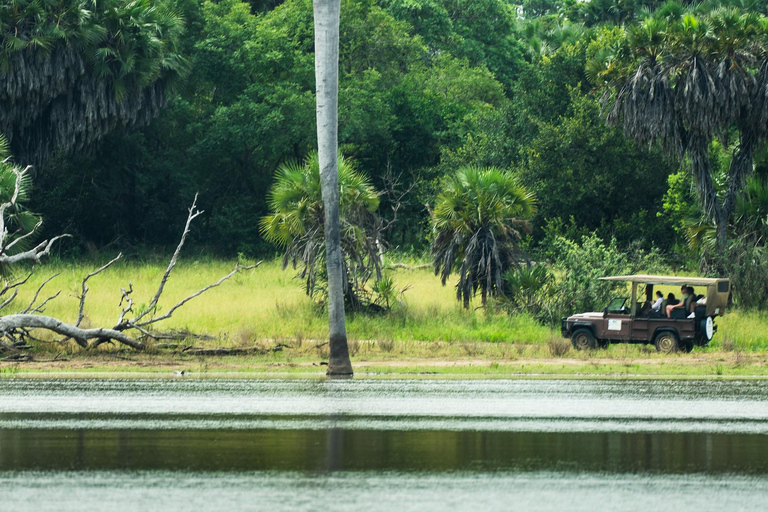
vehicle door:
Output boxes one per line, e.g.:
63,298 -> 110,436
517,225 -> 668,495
599,298 -> 631,340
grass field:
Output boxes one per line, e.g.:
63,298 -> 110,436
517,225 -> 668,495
9,257 -> 551,346
2,256 -> 768,376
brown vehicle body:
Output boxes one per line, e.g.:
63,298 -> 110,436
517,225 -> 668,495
560,275 -> 731,353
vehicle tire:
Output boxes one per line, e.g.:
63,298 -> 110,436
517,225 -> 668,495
698,317 -> 714,342
571,328 -> 597,351
654,331 -> 680,353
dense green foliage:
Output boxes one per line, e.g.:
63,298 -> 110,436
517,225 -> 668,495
3,0 -> 768,314
0,0 -> 188,164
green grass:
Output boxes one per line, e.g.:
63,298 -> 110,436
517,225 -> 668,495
8,257 -> 551,346
5,256 -> 768,369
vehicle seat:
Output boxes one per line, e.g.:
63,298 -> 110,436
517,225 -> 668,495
694,305 -> 706,318
669,308 -> 688,319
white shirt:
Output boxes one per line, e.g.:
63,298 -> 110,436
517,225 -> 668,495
651,297 -> 663,312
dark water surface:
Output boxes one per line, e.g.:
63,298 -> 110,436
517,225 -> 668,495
1,378 -> 767,511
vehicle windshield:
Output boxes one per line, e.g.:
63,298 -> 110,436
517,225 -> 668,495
606,297 -> 628,313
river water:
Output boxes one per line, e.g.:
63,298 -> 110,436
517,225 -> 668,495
1,378 -> 767,511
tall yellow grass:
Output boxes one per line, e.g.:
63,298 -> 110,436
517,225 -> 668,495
8,257 -> 768,351
9,258 -> 549,347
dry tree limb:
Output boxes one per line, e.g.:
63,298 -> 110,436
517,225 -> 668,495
134,261 -> 261,329
27,291 -> 61,314
0,289 -> 19,311
77,253 -> 123,327
21,273 -> 59,313
116,283 -> 134,326
134,194 -> 202,323
0,193 -> 257,352
0,314 -> 143,350
0,235 -> 72,266
0,272 -> 33,297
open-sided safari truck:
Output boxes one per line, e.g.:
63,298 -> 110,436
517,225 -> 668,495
561,275 -> 731,353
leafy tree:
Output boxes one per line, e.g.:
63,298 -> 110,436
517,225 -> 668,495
592,4 -> 768,246
431,166 -> 536,308
380,0 -> 525,91
522,87 -> 676,248
0,0 -> 188,164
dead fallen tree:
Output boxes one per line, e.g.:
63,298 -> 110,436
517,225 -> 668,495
0,164 -> 259,355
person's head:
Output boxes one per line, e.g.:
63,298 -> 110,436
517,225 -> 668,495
656,291 -> 663,298
668,293 -> 676,300
688,286 -> 695,296
681,286 -> 687,295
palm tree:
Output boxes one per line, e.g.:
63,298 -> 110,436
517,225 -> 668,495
595,5 -> 768,247
0,0 -> 188,165
312,0 -> 352,375
0,136 -> 42,275
259,152 -> 380,304
431,166 -> 537,308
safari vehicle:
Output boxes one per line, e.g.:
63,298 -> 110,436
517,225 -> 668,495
561,275 -> 731,353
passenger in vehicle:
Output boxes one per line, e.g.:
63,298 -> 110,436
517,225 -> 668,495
666,286 -> 689,317
660,293 -> 677,317
651,291 -> 664,313
686,286 -> 696,312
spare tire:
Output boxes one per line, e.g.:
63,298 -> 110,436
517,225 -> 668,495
699,316 -> 714,342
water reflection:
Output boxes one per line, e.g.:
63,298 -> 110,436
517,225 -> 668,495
1,378 -> 767,511
1,427 -> 767,474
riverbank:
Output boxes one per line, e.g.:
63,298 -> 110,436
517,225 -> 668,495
3,342 -> 768,378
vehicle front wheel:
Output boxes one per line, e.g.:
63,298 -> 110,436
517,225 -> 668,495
571,328 -> 597,351
654,331 -> 680,353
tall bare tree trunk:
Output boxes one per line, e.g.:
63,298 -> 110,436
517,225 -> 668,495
314,0 -> 353,375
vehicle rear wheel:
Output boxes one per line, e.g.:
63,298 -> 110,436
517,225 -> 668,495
654,331 -> 680,353
571,328 -> 597,350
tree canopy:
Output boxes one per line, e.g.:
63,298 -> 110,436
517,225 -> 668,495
0,0 -> 188,164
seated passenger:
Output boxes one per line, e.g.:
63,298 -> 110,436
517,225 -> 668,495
665,286 -> 689,317
651,291 -> 664,313
685,286 -> 698,318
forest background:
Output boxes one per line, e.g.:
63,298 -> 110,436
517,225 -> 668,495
2,0 -> 768,364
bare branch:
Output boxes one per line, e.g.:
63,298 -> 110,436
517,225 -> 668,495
135,262 -> 261,328
4,219 -> 42,253
20,273 -> 60,314
77,253 -> 123,327
134,194 -> 202,322
0,314 -> 144,350
0,234 -> 71,266
28,291 -> 61,314
0,289 -> 19,311
116,283 -> 134,326
0,271 -> 33,300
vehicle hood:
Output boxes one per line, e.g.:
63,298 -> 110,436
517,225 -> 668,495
567,312 -> 603,321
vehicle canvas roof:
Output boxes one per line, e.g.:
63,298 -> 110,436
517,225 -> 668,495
598,274 -> 728,286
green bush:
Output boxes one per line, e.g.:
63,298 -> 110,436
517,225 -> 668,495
505,227 -> 668,324
707,241 -> 768,311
